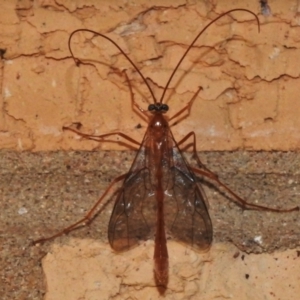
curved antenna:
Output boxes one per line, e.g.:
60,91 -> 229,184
68,9 -> 259,106
158,8 -> 260,104
68,29 -> 158,103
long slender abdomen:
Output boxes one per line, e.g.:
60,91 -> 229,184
154,189 -> 169,285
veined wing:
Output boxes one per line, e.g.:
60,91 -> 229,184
164,135 -> 213,251
108,124 -> 212,252
108,137 -> 156,252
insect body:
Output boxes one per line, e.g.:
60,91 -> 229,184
34,9 -> 299,285
108,102 -> 212,283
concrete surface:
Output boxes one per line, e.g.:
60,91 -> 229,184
1,150 -> 300,299
1,1 -> 300,299
1,1 -> 300,151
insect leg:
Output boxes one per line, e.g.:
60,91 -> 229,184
172,93 -> 294,213
122,70 -> 149,122
64,69 -> 149,146
63,126 -> 141,148
62,69 -> 148,149
33,173 -> 127,245
190,166 -> 299,213
176,131 -> 215,173
167,83 -> 215,172
169,86 -> 202,124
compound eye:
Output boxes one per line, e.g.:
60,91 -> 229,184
148,104 -> 156,111
161,104 -> 169,111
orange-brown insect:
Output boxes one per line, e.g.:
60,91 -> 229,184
34,9 -> 298,285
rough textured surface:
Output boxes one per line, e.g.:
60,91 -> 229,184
1,150 -> 300,299
43,239 -> 300,300
1,1 -> 300,299
1,1 -> 300,151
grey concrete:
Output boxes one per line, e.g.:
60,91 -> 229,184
1,150 -> 300,299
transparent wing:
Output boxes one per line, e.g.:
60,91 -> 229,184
164,168 -> 213,251
108,142 -> 157,252
160,142 -> 212,251
108,128 -> 212,252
